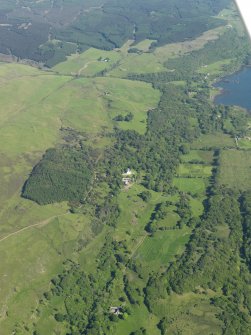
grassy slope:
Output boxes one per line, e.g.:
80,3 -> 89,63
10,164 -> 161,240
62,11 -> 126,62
0,62 -> 159,332
53,48 -> 123,76
0,214 -> 91,333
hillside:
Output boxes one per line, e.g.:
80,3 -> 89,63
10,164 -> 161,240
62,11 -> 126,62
0,0 -> 228,66
1,1 -> 251,334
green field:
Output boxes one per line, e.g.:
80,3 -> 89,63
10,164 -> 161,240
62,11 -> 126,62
238,138 -> 251,150
133,39 -> 156,51
108,52 -> 167,77
177,164 -> 212,178
154,209 -> 180,230
218,150 -> 251,191
114,303 -> 161,335
198,58 -> 232,75
150,292 -> 223,335
114,184 -> 166,244
135,228 -> 191,272
191,133 -> 235,149
181,150 -> 214,164
173,177 -> 207,196
53,48 -> 122,76
190,197 -> 205,217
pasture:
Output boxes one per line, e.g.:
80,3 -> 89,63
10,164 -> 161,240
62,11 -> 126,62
133,39 -> 156,52
53,47 -> 122,76
151,292 -> 222,335
198,58 -> 232,75
218,149 -> 251,190
173,177 -> 207,196
154,209 -> 180,230
135,228 -> 191,272
238,138 -> 251,150
114,303 -> 160,335
177,164 -> 212,178
191,133 -> 235,149
108,52 -> 167,77
114,184 -> 165,244
181,150 -> 214,164
190,197 -> 205,217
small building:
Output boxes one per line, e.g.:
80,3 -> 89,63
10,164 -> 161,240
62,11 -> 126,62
98,57 -> 110,62
122,168 -> 132,177
122,177 -> 131,185
110,306 -> 122,315
122,168 -> 133,185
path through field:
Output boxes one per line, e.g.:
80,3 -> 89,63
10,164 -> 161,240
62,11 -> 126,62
0,212 -> 69,243
78,61 -> 97,76
130,232 -> 149,259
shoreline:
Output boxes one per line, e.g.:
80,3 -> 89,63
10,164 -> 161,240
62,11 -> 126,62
211,64 -> 251,107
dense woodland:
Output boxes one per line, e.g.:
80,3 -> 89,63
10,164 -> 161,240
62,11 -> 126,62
0,0 -> 229,66
22,146 -> 94,205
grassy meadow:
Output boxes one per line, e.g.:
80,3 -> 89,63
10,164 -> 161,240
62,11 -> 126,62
135,228 -> 191,272
198,58 -> 232,76
191,132 -> 235,149
53,48 -> 122,76
218,150 -> 251,191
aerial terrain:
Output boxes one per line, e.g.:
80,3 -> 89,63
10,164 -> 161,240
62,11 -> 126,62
1,0 -> 251,334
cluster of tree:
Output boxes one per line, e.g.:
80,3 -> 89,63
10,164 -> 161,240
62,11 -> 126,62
176,193 -> 193,227
165,189 -> 244,292
139,191 -> 152,202
145,188 -> 251,333
123,275 -> 143,305
22,146 -> 94,205
128,48 -> 142,54
38,233 -> 142,335
221,105 -> 249,137
145,201 -> 173,233
113,112 -> 134,122
241,192 -> 251,271
42,237 -> 122,334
